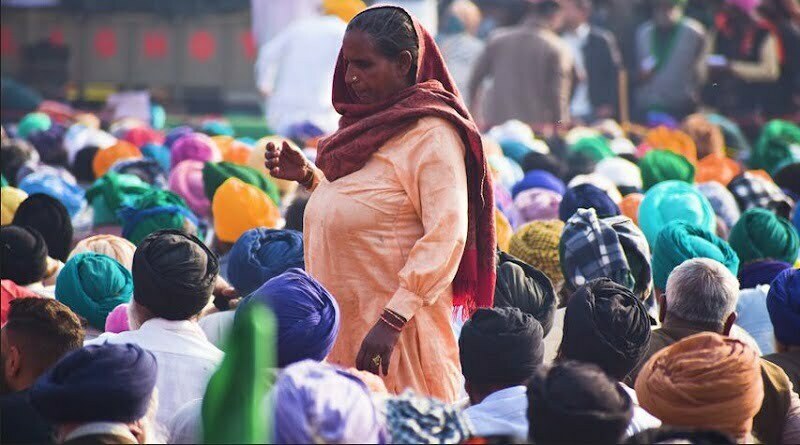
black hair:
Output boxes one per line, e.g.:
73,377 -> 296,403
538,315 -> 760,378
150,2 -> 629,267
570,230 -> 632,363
529,0 -> 563,17
347,8 -> 420,79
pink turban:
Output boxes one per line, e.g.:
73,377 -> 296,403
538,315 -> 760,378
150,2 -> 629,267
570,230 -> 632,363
104,303 -> 130,333
169,160 -> 211,217
170,133 -> 221,169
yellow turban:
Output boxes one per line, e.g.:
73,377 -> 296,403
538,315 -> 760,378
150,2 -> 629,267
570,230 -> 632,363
495,210 -> 512,252
93,140 -> 142,178
322,0 -> 367,22
69,235 -> 137,270
509,220 -> 565,289
635,332 -> 763,441
73,113 -> 101,129
213,178 -> 280,243
211,135 -> 252,166
644,126 -> 698,165
250,136 -> 300,197
1,187 -> 29,225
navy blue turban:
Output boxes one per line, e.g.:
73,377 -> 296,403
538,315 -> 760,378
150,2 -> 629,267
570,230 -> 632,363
559,183 -> 621,222
30,343 -> 157,423
237,268 -> 339,367
767,268 -> 800,346
227,228 -> 305,296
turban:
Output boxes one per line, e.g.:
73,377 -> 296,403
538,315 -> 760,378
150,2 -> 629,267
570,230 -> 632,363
64,124 -> 116,166
0,225 -> 48,285
513,187 -> 562,224
559,183 -> 620,222
739,260 -> 792,289
595,157 -> 643,191
643,126 -> 698,164
164,126 -> 194,148
200,120 -> 234,137
73,113 -> 100,129
520,151 -> 567,179
695,153 -> 741,186
495,210 -> 512,251
495,251 -> 557,335
706,113 -> 752,155
639,180 -> 716,246
488,155 -> 524,191
72,146 -> 100,183
109,158 -> 167,189
210,135 -> 252,165
56,252 -> 133,330
121,126 -> 164,148
132,229 -> 218,320
227,228 -> 304,296
640,149 -> 695,191
213,178 -> 280,243
635,332 -> 763,440
18,171 -> 85,218
1,187 -> 28,225
560,278 -> 652,380
109,118 -> 147,138
569,136 -> 615,162
528,362 -> 633,444
561,209 -> 653,300
120,189 -> 199,246
384,390 -> 471,444
104,303 -> 130,333
460,307 -> 544,384
238,268 -> 339,366
1,138 -> 39,185
202,161 -> 280,206
567,173 -> 623,203
70,235 -> 136,270
682,113 -> 725,159
511,170 -> 565,198
140,143 -> 171,172
15,162 -> 75,186
728,208 -> 799,265
250,137 -> 302,197
509,220 -> 565,288
767,268 -> 800,345
17,112 -> 52,139
171,133 -> 221,170
30,343 -> 157,423
1,175 -> 6,187
728,172 -> 794,219
322,0 -> 367,21
652,220 -> 740,291
1,279 -> 39,325
696,181 -> 741,231
85,172 -> 152,226
610,137 -> 637,156
489,120 -> 539,146
774,161 -> 800,198
92,141 -> 142,178
495,183 -> 517,226
565,126 -> 601,146
28,124 -> 67,166
169,160 -> 211,218
12,193 -> 73,261
500,140 -> 536,165
619,193 -> 643,226
274,360 -> 386,444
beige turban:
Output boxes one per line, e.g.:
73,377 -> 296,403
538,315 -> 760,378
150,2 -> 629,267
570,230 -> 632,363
69,235 -> 136,270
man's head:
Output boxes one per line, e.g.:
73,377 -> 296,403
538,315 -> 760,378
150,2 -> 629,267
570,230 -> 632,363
527,0 -> 565,30
0,225 -> 49,286
662,258 -> 739,334
459,307 -> 544,405
651,0 -> 686,27
561,0 -> 592,31
766,268 -> 800,352
1,298 -> 84,394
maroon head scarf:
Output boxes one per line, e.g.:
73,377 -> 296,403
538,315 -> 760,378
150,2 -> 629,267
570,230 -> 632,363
316,5 -> 496,313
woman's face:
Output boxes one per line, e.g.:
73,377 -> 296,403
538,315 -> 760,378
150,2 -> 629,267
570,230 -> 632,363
341,30 -> 414,104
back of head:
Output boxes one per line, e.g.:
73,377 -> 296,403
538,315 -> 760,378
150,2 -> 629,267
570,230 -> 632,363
12,193 -> 73,262
460,307 -> 544,387
527,361 -> 633,443
528,0 -> 563,19
494,251 -> 557,335
664,258 -> 739,326
559,278 -> 651,381
132,229 -> 218,320
0,225 -> 48,285
347,7 -> 419,80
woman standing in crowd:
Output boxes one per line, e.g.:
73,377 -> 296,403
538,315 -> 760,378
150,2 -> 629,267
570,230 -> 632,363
265,5 -> 496,402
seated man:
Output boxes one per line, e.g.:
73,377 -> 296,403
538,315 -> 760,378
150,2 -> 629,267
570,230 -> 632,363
460,307 -> 544,439
765,268 -> 800,395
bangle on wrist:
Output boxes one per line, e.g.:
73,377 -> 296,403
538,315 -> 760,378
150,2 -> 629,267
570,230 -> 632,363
299,165 -> 314,188
384,308 -> 408,325
379,314 -> 403,332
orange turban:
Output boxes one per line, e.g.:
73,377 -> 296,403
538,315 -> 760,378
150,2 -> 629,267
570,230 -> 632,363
682,114 -> 725,159
619,193 -> 644,226
635,332 -> 763,441
212,178 -> 280,243
211,135 -> 252,166
644,126 -> 698,165
695,153 -> 742,186
92,141 -> 142,177
250,136 -> 300,197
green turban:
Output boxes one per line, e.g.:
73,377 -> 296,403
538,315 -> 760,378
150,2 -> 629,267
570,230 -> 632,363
751,120 -> 800,175
119,189 -> 199,245
202,162 -> 280,206
17,112 -> 52,139
55,252 -> 133,330
651,220 -> 739,291
728,208 -> 799,266
569,136 -> 615,162
640,149 -> 695,191
638,180 -> 716,246
85,172 -> 153,226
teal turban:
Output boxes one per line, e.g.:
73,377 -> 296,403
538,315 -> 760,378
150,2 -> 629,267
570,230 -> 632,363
640,149 -> 695,191
728,208 -> 799,266
17,112 -> 52,139
651,220 -> 739,291
638,180 -> 716,246
56,252 -> 134,330
751,119 -> 800,175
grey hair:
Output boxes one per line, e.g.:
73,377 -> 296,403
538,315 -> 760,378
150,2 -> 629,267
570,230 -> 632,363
664,258 -> 739,325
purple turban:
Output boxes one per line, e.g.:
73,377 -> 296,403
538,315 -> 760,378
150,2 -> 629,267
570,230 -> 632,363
511,170 -> 566,198
170,133 -> 221,170
168,160 -> 210,217
512,187 -> 562,225
738,260 -> 792,289
164,126 -> 194,149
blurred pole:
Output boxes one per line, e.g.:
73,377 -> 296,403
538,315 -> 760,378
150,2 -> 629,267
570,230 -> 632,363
618,69 -> 629,126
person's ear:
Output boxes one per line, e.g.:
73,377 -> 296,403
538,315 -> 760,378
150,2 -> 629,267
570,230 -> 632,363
657,292 -> 667,324
4,345 -> 22,382
394,50 -> 414,81
722,312 -> 736,336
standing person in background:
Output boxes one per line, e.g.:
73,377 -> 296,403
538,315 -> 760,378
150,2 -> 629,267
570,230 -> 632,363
759,0 -> 800,118
634,0 -> 707,120
439,0 -> 485,95
561,0 -> 624,123
468,0 -> 573,132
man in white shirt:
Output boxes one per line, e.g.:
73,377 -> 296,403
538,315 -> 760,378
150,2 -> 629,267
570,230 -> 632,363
88,230 -> 223,436
459,307 -> 545,440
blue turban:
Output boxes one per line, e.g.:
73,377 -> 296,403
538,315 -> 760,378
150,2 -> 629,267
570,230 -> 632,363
27,123 -> 67,166
18,171 -> 86,218
30,343 -> 157,423
739,260 -> 792,289
559,183 -> 621,222
766,268 -> 800,346
164,126 -> 194,149
500,140 -> 534,165
512,170 -> 566,198
141,144 -> 171,173
227,228 -> 305,295
638,180 -> 716,246
237,268 -> 339,367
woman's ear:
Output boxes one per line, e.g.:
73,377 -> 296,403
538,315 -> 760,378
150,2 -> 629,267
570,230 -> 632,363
395,50 -> 414,81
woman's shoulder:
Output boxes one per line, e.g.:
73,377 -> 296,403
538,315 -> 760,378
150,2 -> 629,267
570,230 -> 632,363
386,116 -> 466,158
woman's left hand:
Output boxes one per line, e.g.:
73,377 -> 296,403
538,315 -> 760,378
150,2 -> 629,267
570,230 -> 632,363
355,319 -> 402,376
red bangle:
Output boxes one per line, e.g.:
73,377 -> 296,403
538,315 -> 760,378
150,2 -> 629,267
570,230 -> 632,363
379,315 -> 403,332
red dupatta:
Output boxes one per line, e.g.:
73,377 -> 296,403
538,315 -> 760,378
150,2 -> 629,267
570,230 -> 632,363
316,5 -> 496,313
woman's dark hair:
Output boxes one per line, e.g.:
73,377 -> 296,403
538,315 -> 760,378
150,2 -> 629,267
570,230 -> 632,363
347,8 -> 420,79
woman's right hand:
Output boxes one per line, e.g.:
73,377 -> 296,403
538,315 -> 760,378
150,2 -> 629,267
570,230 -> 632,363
264,140 -> 309,182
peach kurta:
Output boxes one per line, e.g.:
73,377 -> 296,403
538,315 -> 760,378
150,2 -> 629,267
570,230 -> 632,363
304,116 -> 468,402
